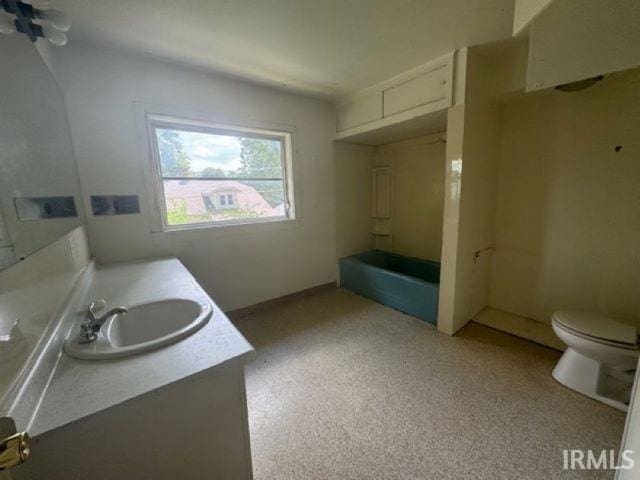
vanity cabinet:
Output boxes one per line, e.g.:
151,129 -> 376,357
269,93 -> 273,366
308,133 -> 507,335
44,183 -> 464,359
3,257 -> 255,480
13,364 -> 253,480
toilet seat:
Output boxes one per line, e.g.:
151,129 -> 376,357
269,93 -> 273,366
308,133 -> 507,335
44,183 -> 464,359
552,310 -> 638,350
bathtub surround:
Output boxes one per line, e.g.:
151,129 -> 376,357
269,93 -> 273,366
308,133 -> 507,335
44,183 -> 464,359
334,132 -> 447,263
333,42 -> 533,336
334,142 -> 376,259
374,134 -> 446,262
333,45 -> 515,336
51,41 -> 336,313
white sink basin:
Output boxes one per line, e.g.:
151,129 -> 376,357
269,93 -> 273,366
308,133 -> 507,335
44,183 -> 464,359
65,299 -> 212,360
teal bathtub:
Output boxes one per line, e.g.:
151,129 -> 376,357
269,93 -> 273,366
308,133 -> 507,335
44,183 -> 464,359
339,250 -> 440,325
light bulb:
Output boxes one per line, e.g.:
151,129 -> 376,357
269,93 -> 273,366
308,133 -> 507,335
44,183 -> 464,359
42,24 -> 67,46
38,9 -> 71,31
0,15 -> 16,35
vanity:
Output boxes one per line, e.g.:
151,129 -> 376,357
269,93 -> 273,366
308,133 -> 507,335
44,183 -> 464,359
0,35 -> 255,479
2,255 -> 254,479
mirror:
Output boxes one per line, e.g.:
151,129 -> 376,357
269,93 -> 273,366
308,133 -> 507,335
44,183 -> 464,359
0,36 -> 84,270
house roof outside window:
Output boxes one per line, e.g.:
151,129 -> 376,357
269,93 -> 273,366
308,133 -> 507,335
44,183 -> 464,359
163,179 -> 282,218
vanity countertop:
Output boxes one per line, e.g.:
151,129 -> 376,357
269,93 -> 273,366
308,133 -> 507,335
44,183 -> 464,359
26,257 -> 254,436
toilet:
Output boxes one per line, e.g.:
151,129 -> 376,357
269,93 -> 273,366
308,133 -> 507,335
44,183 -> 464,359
551,310 -> 639,411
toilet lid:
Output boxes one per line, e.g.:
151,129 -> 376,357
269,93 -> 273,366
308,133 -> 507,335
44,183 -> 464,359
553,310 -> 638,347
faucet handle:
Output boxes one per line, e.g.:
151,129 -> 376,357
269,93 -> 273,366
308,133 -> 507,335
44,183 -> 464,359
89,299 -> 107,317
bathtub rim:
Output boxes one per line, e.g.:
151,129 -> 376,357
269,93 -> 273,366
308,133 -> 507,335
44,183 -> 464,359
339,251 -> 441,288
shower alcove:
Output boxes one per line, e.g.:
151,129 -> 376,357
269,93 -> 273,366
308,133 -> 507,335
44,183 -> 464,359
333,53 -> 453,327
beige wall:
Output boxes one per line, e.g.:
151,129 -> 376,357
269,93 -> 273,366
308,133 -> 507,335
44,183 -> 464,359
375,135 -> 445,262
334,142 -> 374,259
334,134 -> 445,263
490,67 -> 640,327
512,0 -> 552,34
437,105 -> 464,335
438,50 -> 502,335
53,42 -> 336,312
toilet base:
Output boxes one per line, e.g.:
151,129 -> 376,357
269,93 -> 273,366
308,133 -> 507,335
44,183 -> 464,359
552,347 -> 633,412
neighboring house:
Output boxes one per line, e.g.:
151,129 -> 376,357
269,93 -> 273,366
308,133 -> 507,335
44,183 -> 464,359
163,179 -> 281,220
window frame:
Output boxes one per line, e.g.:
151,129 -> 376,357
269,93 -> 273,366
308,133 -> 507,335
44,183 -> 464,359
145,113 -> 296,232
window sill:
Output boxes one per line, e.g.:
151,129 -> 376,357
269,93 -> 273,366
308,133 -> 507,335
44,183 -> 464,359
151,216 -> 301,239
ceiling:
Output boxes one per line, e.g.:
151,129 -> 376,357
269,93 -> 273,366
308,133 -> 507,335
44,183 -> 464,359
53,0 -> 515,98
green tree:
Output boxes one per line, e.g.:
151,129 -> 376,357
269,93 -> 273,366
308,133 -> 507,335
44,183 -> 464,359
166,199 -> 211,225
237,138 -> 282,178
220,207 -> 261,220
200,166 -> 227,178
166,199 -> 190,225
157,129 -> 191,176
237,138 -> 284,206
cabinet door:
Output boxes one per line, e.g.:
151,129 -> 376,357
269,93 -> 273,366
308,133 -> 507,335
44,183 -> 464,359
336,91 -> 382,132
383,63 -> 451,117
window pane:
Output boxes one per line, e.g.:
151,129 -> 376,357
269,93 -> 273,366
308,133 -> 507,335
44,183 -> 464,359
152,123 -> 292,228
163,179 -> 287,226
155,128 -> 283,179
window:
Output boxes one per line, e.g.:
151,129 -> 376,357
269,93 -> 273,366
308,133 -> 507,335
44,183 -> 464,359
216,193 -> 235,209
148,115 -> 294,230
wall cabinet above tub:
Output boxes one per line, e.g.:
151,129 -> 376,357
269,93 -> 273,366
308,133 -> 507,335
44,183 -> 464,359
335,52 -> 454,145
336,90 -> 383,132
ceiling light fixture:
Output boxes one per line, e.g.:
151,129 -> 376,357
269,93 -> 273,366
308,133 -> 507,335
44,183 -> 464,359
0,0 -> 70,46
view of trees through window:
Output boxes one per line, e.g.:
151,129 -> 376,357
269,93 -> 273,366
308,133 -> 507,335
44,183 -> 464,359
154,126 -> 289,226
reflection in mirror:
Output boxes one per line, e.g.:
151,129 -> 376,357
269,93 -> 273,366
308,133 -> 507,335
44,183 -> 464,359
0,35 -> 84,271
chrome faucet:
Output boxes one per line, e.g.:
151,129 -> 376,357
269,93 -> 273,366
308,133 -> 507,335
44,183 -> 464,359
79,299 -> 128,344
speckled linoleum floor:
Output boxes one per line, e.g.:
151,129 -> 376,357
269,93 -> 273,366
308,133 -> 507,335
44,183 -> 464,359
233,288 -> 626,480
